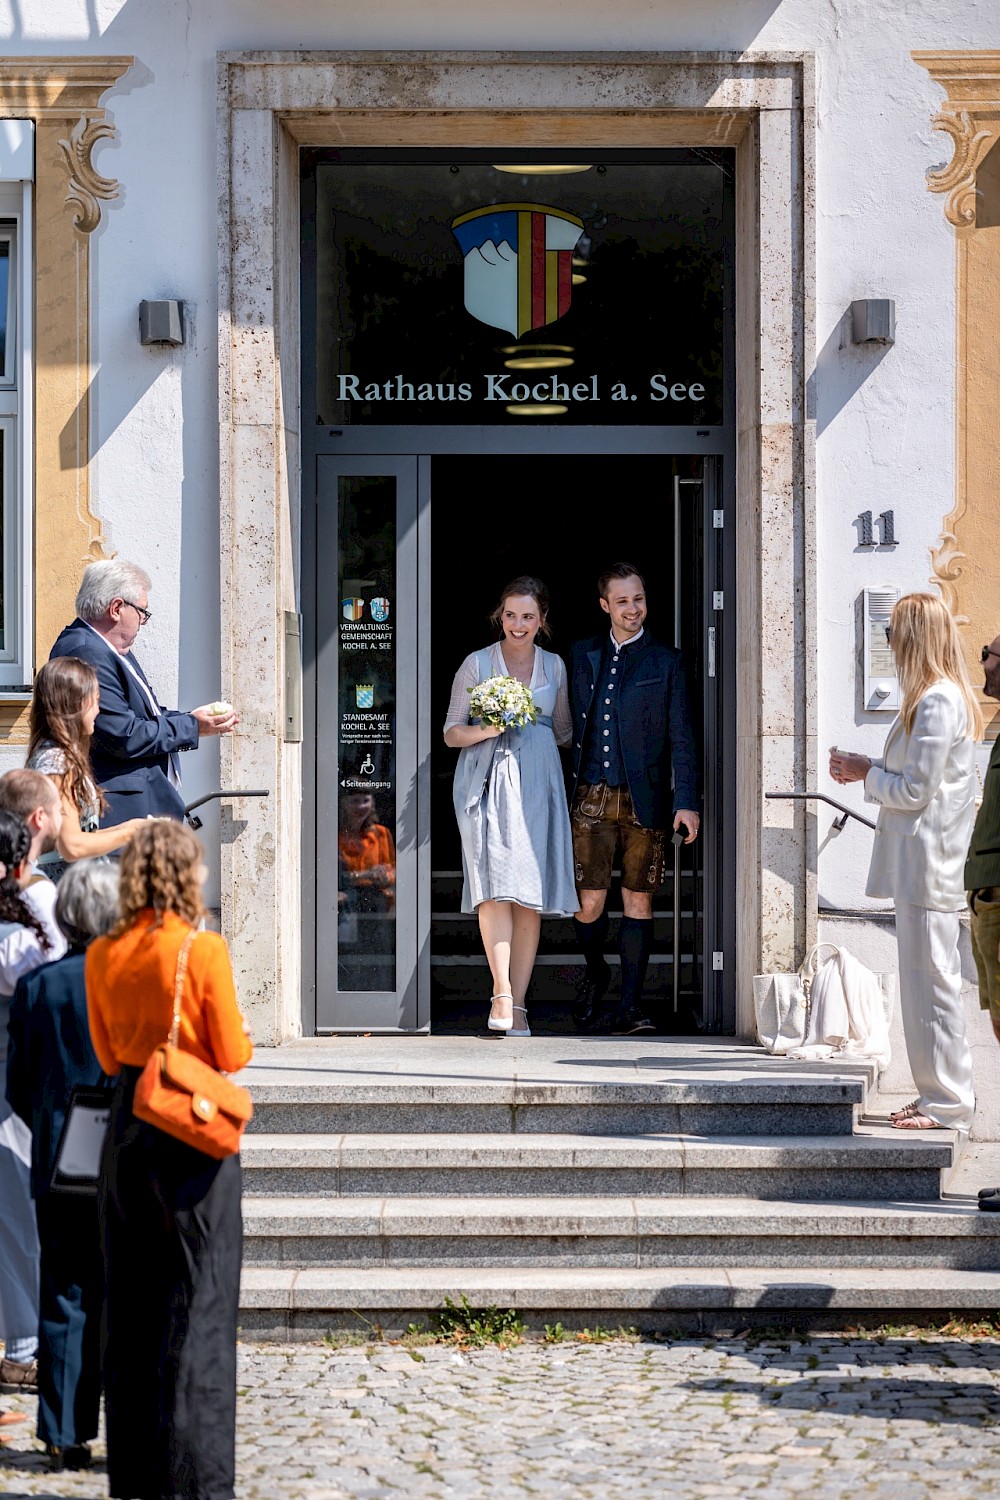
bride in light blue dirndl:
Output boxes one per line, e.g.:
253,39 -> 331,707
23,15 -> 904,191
444,577 -> 578,1038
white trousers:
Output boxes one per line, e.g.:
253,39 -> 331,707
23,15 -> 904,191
894,900 -> 975,1133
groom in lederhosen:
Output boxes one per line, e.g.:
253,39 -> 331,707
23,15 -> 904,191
568,563 -> 700,1034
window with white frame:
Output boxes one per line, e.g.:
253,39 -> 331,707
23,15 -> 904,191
0,122 -> 33,689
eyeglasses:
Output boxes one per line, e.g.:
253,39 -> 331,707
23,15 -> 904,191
122,600 -> 152,625
982,645 -> 1000,663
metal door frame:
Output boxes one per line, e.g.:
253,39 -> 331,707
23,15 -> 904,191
311,454 -> 426,1032
303,445 -> 735,1035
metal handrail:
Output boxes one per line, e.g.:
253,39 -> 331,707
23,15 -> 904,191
184,788 -> 269,830
765,790 -> 877,833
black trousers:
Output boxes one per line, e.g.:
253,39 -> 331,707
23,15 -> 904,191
101,1068 -> 242,1500
35,1192 -> 103,1449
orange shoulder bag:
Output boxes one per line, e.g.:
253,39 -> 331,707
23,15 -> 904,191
133,928 -> 254,1159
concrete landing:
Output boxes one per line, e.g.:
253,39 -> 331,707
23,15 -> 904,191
238,1034 -> 881,1095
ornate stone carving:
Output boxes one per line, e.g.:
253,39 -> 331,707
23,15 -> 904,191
926,108 -> 995,226
58,114 -> 120,234
929,527 -> 969,622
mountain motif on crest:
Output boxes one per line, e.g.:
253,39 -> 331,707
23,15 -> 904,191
452,203 -> 585,337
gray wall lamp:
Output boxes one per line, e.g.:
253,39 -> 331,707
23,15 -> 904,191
850,298 -> 895,346
139,299 -> 185,347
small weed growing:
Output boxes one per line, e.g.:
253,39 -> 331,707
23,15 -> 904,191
402,1297 -> 526,1349
429,1295 -> 526,1349
322,1326 -> 375,1349
575,1324 -> 640,1344
543,1320 -> 638,1345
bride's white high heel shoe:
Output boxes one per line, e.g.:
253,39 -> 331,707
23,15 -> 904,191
506,1005 -> 531,1038
488,993 -> 514,1031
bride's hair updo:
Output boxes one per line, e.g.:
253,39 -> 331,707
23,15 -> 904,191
490,575 -> 552,642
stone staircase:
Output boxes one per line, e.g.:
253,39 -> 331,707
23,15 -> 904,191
237,1038 -> 1000,1338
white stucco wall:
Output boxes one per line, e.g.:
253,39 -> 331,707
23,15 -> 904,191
3,0 -> 998,982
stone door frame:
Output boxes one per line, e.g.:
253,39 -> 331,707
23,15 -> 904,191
216,50 -> 816,1042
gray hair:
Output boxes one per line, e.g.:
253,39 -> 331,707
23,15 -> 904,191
55,859 -> 120,947
75,560 -> 152,623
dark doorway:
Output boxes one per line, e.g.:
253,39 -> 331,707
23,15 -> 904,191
430,453 -> 706,1034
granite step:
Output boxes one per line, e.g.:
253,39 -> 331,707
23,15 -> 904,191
238,1262 -> 1000,1340
241,1194 -> 1000,1270
239,1130 -> 955,1201
246,1077 -> 867,1137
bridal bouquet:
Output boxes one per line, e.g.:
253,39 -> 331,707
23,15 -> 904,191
468,674 -> 537,730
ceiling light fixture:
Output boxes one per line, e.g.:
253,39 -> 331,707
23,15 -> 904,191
499,343 -> 573,356
491,164 -> 593,175
504,356 -> 575,371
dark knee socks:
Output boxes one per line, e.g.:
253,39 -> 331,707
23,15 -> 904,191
574,911 -> 610,979
618,916 -> 653,1012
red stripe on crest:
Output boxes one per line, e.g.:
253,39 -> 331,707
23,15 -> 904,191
531,214 -> 546,329
558,251 -> 572,317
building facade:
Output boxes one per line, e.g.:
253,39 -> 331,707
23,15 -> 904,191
1,4 -> 999,1085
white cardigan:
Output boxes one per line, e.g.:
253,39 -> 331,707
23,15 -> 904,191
863,678 -> 976,911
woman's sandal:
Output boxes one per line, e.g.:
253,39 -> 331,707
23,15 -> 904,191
890,1098 -> 922,1122
892,1112 -> 944,1129
487,993 -> 515,1031
506,1005 -> 531,1039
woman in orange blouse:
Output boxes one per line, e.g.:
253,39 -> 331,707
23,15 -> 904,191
86,821 -> 252,1500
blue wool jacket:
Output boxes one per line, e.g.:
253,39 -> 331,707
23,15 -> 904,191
6,950 -> 106,1198
569,631 -> 699,830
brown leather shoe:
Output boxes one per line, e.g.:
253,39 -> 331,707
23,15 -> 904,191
0,1357 -> 38,1393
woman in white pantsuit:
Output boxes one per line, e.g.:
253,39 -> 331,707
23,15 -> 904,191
831,593 -> 983,1133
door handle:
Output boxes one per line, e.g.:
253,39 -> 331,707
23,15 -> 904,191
708,625 -> 716,679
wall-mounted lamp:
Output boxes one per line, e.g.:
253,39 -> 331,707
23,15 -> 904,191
139,299 -> 185,347
851,298 -> 895,346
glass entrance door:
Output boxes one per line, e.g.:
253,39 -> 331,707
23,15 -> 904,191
314,455 -> 426,1030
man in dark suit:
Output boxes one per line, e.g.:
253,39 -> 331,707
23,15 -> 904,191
569,563 -> 699,1034
49,560 -> 237,826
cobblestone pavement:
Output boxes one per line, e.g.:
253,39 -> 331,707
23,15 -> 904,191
4,1334 -> 1000,1498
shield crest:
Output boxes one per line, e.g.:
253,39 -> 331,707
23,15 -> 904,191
452,202 -> 584,338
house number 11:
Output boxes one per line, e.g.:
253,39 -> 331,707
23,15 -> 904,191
858,510 -> 897,547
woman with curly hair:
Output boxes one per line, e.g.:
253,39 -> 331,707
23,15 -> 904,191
27,657 -> 146,879
85,820 -> 252,1500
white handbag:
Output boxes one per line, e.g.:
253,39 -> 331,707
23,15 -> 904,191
753,943 -> 838,1055
754,943 -> 895,1068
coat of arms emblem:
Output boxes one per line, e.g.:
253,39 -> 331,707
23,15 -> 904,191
452,203 -> 584,337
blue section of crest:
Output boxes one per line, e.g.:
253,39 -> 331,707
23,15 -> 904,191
453,210 -> 519,256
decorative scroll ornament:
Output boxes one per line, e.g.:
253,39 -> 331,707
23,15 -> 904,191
929,528 -> 969,622
58,114 -> 120,233
926,108 -> 996,227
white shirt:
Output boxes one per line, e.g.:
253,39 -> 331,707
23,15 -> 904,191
0,878 -> 69,996
610,626 -> 644,651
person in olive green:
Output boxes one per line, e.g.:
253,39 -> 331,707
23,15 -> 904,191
967,634 -> 1000,1211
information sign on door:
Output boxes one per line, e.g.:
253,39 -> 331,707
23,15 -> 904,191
315,456 -> 421,1030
